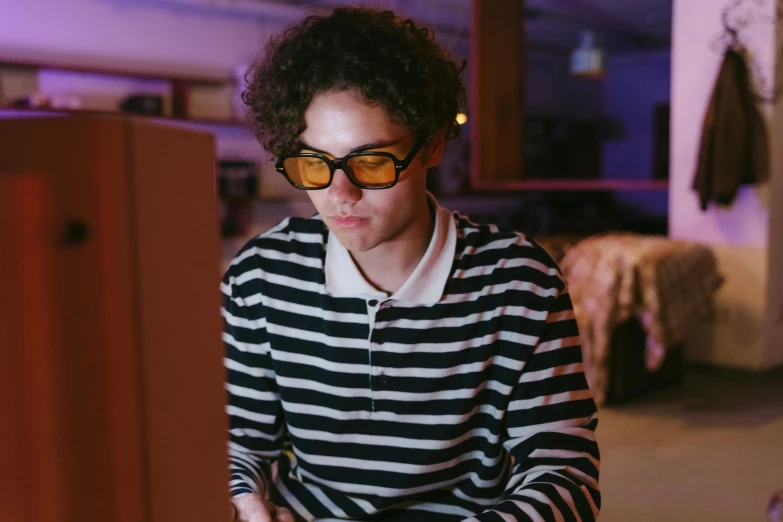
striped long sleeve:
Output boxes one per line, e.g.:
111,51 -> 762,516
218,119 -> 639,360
220,213 -> 600,521
222,262 -> 285,497
469,288 -> 601,522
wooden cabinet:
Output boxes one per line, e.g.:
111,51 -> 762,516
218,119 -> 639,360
0,116 -> 229,522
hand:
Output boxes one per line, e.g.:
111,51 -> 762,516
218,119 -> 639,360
232,493 -> 295,522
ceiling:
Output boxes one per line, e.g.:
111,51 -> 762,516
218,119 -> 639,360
252,0 -> 673,55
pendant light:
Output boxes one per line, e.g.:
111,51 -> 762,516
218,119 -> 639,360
570,30 -> 607,78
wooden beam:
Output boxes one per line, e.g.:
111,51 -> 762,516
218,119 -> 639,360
470,0 -> 526,182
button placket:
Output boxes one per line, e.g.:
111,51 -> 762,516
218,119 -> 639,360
373,301 -> 396,408
365,297 -> 382,413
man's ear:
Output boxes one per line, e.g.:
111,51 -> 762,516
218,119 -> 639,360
423,129 -> 447,168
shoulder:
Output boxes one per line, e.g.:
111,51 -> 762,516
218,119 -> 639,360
451,211 -> 566,294
223,215 -> 327,289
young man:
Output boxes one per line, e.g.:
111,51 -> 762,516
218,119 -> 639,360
223,8 -> 600,522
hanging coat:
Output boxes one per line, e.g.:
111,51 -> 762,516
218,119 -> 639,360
692,48 -> 769,210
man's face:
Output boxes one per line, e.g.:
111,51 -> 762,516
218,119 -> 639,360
298,89 -> 443,253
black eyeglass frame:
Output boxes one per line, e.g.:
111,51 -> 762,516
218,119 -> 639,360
275,135 -> 427,190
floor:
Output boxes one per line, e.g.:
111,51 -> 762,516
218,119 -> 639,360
597,365 -> 783,522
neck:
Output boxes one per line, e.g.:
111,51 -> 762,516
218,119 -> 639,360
350,196 -> 434,295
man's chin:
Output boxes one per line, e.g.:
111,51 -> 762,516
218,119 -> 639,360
329,228 -> 379,254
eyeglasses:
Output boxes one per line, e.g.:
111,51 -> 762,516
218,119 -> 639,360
275,135 -> 426,190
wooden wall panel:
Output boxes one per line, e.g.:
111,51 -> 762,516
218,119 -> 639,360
470,0 -> 526,183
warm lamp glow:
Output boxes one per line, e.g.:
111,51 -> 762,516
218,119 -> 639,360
456,112 -> 468,125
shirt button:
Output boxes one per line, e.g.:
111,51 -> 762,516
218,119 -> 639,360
379,372 -> 388,384
368,299 -> 378,307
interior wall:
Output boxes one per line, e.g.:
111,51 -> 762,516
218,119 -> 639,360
0,0 -> 269,75
525,53 -> 604,119
669,0 -> 772,248
684,245 -> 769,369
670,0 -> 780,369
602,50 -> 670,216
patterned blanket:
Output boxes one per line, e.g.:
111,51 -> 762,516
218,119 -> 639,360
548,233 -> 723,405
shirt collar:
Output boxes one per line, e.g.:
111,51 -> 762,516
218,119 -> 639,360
324,194 -> 457,304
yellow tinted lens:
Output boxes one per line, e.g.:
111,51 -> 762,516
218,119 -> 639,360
283,156 -> 331,188
347,156 -> 395,187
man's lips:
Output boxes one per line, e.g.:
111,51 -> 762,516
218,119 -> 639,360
330,215 -> 369,229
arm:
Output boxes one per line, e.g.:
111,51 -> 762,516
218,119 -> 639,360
469,286 -> 601,522
222,264 -> 286,499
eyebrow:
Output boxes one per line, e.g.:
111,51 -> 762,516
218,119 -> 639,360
297,137 -> 406,155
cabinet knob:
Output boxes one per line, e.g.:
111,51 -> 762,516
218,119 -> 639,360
63,220 -> 90,246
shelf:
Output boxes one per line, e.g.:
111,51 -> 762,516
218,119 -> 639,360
0,106 -> 246,127
180,116 -> 246,127
0,57 -> 232,85
469,178 -> 670,192
0,57 -> 241,128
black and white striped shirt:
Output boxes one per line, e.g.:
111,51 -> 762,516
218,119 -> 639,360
222,204 -> 601,522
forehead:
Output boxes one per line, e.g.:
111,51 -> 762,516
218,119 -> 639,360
300,90 -> 410,154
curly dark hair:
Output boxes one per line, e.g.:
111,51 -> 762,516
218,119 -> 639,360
242,7 -> 466,158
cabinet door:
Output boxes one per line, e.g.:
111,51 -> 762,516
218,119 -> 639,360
0,116 -> 228,522
0,117 -> 148,522
0,172 -> 65,522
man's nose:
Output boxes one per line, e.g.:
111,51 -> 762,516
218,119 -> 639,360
327,169 -> 362,205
